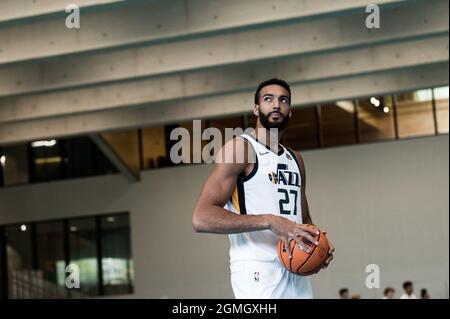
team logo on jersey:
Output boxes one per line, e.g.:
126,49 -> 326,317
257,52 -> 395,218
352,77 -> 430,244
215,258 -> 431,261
268,163 -> 300,187
254,272 -> 260,282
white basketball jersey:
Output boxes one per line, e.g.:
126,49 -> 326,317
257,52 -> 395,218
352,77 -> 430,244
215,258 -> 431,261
226,133 -> 303,264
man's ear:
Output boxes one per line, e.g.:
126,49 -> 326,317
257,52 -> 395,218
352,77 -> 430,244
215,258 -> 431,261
289,108 -> 292,118
253,104 -> 259,117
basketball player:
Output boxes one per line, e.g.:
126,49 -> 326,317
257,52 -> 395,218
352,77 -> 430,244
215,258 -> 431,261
192,78 -> 334,298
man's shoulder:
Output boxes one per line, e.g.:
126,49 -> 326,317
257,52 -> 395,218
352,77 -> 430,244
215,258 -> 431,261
222,135 -> 253,154
215,135 -> 256,166
284,146 -> 305,170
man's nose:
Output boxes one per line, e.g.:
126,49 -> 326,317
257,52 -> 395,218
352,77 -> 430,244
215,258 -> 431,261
273,100 -> 281,110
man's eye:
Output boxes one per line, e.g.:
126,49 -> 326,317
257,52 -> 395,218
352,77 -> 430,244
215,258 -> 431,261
281,98 -> 288,103
264,97 -> 272,101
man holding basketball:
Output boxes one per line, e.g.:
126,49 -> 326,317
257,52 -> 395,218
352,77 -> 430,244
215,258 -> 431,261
192,78 -> 334,299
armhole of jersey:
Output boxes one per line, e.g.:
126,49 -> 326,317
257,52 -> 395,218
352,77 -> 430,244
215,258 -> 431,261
229,135 -> 258,215
234,178 -> 247,215
286,147 -> 302,175
239,135 -> 259,183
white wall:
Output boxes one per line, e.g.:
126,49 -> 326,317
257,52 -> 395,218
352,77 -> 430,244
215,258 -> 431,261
0,135 -> 448,299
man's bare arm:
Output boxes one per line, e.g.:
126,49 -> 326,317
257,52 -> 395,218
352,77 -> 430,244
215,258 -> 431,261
192,158 -> 272,234
192,138 -> 319,256
193,138 -> 273,233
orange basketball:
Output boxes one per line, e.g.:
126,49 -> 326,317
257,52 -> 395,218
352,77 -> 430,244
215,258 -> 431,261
277,224 -> 330,276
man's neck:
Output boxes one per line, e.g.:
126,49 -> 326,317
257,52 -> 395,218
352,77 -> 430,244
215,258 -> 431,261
253,124 -> 284,153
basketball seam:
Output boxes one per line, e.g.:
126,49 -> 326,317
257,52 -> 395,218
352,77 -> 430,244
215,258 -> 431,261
289,239 -> 295,272
278,241 -> 284,268
296,231 -> 321,273
302,257 -> 328,276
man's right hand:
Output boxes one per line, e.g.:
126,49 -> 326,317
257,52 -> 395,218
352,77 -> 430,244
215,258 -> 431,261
267,215 -> 319,258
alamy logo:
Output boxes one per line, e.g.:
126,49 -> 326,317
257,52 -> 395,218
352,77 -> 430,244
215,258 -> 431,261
66,4 -> 80,29
365,264 -> 380,289
65,263 -> 80,289
365,4 -> 380,29
170,120 -> 279,164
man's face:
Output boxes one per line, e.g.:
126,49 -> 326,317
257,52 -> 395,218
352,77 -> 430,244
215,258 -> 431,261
406,285 -> 414,294
340,291 -> 349,299
386,291 -> 395,299
254,84 -> 292,130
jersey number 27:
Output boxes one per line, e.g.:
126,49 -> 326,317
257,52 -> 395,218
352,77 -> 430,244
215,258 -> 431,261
278,189 -> 298,215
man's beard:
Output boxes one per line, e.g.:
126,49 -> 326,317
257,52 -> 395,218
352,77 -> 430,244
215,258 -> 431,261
259,110 -> 289,130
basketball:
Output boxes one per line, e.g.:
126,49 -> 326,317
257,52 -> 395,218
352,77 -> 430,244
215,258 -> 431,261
277,225 -> 330,276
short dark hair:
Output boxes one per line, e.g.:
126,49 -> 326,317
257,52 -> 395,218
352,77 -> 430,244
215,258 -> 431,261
254,78 -> 291,105
339,288 -> 349,296
420,289 -> 428,297
384,287 -> 395,295
403,281 -> 413,289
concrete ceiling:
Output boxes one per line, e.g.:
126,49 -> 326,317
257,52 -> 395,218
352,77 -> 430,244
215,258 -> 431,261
0,0 -> 448,146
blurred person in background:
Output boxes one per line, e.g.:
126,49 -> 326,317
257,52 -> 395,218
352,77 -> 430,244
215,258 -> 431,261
400,281 -> 417,299
382,287 -> 395,299
420,289 -> 430,299
339,288 -> 349,299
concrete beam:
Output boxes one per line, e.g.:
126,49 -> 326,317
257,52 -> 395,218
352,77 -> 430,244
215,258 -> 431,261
89,133 -> 139,182
0,0 -> 129,26
0,0 -> 447,97
0,0 -> 407,64
0,36 -> 448,124
0,62 -> 447,145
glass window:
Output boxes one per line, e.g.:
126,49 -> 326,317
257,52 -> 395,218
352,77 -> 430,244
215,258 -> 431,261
209,115 -> 245,145
5,223 -> 33,298
4,137 -> 118,186
434,86 -> 449,134
62,137 -> 117,178
156,124 -> 179,168
68,218 -> 99,296
395,89 -> 435,138
100,214 -> 134,295
321,101 -> 357,147
36,221 -> 65,290
142,127 -> 167,169
0,145 -> 29,186
29,139 -> 63,182
0,152 -> 3,188
284,106 -> 319,151
358,95 -> 395,142
1,212 -> 134,298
